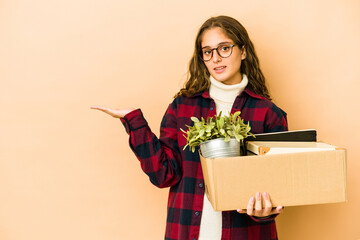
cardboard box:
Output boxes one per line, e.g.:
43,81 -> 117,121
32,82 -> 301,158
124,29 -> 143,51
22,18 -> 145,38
199,147 -> 347,211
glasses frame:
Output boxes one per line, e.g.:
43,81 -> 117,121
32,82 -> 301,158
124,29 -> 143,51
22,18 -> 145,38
201,44 -> 236,62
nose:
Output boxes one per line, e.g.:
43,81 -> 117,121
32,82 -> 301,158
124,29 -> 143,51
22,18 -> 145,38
212,49 -> 221,63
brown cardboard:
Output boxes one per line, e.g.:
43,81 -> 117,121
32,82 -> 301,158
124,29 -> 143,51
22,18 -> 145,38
200,149 -> 347,211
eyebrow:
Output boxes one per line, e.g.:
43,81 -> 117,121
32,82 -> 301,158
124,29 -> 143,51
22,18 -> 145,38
201,41 -> 233,49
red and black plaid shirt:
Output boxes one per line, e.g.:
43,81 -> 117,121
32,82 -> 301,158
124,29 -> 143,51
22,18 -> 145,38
120,88 -> 288,240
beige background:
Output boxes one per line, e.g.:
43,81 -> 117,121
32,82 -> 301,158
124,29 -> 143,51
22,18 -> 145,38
1,0 -> 359,239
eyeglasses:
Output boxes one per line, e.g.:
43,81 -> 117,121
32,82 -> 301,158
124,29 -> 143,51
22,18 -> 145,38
201,43 -> 236,62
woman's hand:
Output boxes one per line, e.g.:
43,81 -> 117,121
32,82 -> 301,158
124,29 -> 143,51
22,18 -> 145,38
90,105 -> 134,118
237,192 -> 284,218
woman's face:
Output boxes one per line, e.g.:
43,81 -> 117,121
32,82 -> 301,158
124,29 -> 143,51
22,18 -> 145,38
201,27 -> 246,85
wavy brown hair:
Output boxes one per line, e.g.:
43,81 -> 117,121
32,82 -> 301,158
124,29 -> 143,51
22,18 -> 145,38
175,15 -> 271,100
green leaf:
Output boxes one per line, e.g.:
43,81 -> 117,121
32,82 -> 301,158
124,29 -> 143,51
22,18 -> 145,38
235,133 -> 244,141
233,111 -> 241,120
199,129 -> 205,136
227,130 -> 234,136
205,125 -> 212,133
180,128 -> 187,134
191,117 -> 199,123
219,118 -> 224,129
195,122 -> 202,130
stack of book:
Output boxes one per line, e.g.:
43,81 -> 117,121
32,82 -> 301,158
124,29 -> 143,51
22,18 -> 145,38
244,129 -> 338,155
246,129 -> 317,142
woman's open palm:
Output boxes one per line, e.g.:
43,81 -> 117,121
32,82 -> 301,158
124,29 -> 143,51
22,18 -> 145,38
91,106 -> 134,118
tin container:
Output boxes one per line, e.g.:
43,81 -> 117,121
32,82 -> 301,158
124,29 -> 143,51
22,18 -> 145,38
199,138 -> 244,158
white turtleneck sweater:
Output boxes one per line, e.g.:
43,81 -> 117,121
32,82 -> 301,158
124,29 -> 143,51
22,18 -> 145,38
198,74 -> 248,240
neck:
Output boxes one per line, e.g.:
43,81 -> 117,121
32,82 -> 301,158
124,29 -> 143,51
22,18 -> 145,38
209,74 -> 248,103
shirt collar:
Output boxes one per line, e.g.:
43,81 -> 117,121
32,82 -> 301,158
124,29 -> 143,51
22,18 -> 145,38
200,89 -> 210,98
243,88 -> 267,100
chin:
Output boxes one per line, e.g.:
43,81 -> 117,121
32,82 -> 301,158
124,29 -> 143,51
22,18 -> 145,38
213,75 -> 229,83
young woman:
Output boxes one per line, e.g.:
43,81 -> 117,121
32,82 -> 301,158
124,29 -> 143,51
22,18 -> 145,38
92,15 -> 287,240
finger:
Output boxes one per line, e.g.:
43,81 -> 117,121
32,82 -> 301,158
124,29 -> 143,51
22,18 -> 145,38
90,106 -> 109,112
90,105 -> 104,109
237,209 -> 247,214
262,192 -> 272,217
254,192 -> 262,216
271,206 -> 284,215
247,196 -> 255,216
91,106 -> 118,117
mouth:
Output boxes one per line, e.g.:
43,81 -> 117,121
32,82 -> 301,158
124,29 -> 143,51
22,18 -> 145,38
213,66 -> 226,73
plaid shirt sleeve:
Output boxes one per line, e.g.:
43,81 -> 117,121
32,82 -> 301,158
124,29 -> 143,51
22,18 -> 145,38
120,106 -> 182,188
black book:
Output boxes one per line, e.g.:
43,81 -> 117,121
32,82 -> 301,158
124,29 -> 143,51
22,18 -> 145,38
245,129 -> 317,142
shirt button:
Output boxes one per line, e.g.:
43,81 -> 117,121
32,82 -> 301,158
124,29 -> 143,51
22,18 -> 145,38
195,211 -> 200,216
192,238 -> 196,240
199,183 -> 204,188
210,107 -> 214,111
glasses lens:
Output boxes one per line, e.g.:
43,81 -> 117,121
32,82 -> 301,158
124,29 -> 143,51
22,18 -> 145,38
217,44 -> 233,58
202,49 -> 212,61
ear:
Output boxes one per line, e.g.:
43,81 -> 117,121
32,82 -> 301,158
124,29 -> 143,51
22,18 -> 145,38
241,46 -> 247,60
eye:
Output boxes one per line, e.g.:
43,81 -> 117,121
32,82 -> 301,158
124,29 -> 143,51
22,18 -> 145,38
220,45 -> 230,52
203,49 -> 212,56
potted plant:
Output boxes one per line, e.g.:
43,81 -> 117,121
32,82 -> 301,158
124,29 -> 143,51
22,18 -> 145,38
181,111 -> 255,158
